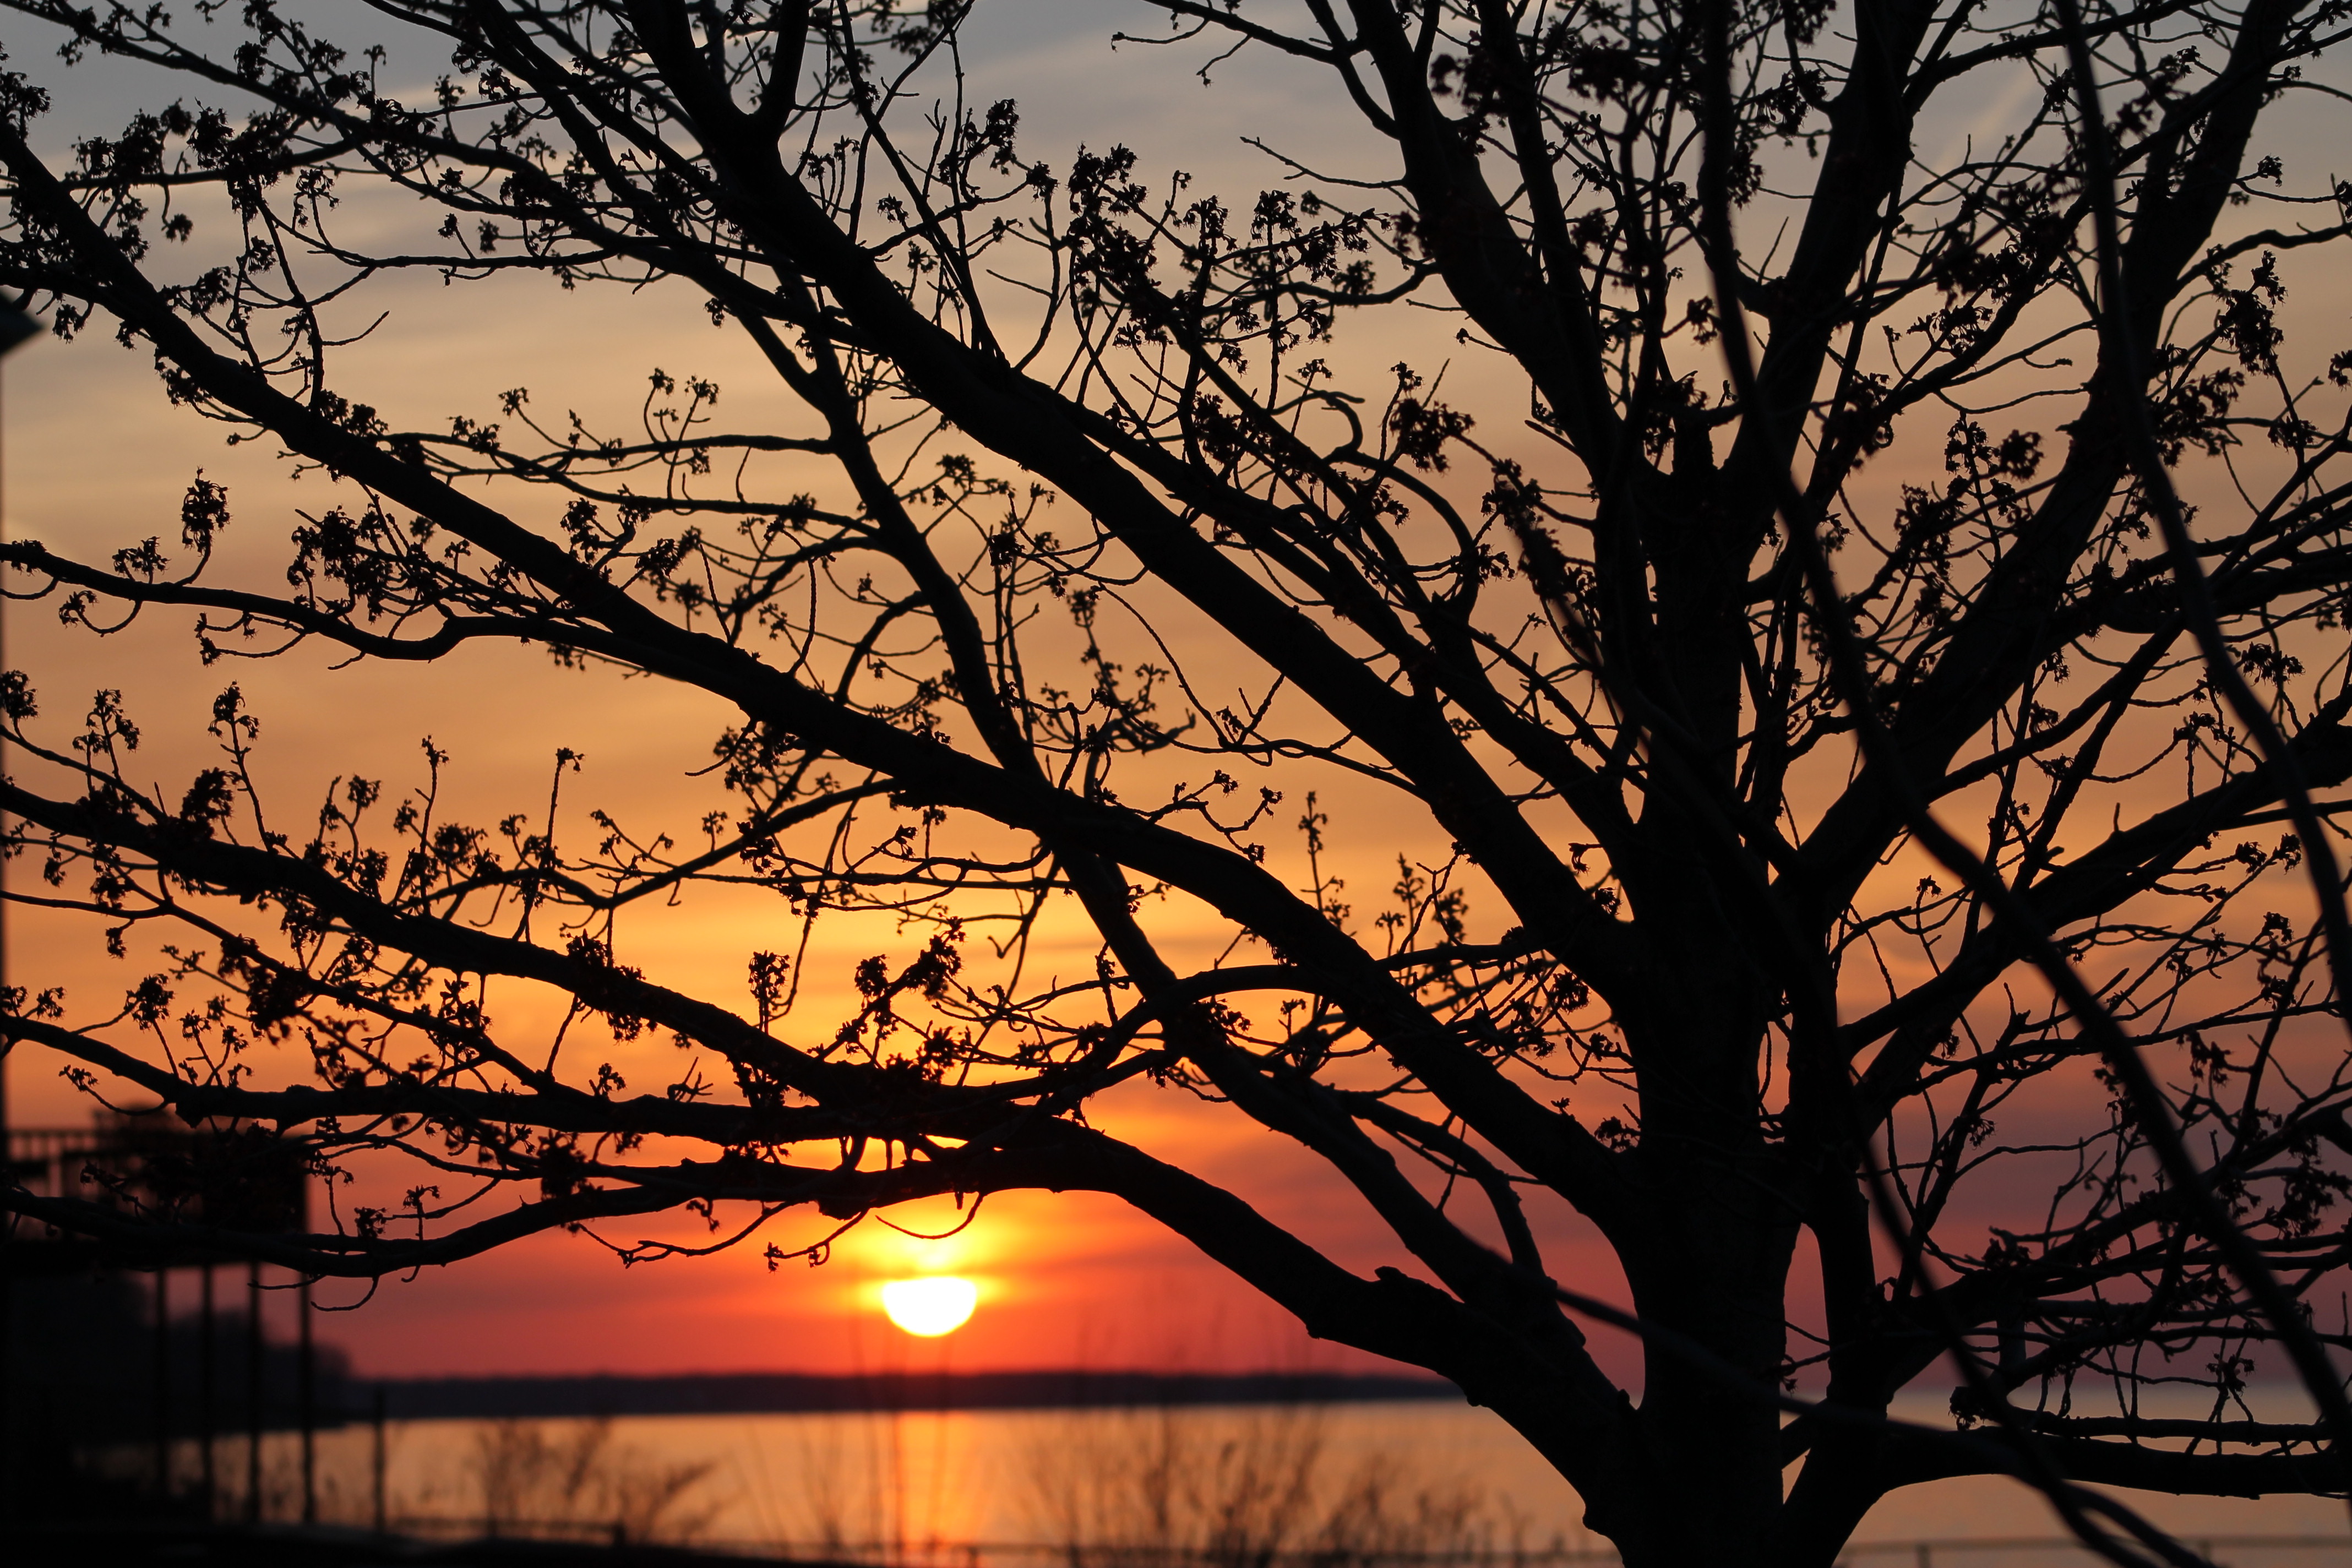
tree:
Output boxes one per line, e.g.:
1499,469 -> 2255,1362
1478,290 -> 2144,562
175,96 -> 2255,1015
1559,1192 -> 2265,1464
3,0 -> 2351,1560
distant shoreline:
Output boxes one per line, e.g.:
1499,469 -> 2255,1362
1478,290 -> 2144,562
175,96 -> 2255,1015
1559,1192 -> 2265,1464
378,1369 -> 1463,1420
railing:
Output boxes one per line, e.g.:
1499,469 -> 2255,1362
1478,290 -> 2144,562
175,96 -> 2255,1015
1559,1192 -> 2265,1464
6,1124 -> 124,1200
6,1117 -> 306,1230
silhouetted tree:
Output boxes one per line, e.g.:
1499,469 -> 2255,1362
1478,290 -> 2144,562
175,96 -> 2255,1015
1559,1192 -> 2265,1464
4,2 -> 2352,1561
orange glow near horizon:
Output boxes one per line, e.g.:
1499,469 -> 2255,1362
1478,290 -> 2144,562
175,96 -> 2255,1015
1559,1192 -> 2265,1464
880,1276 -> 979,1337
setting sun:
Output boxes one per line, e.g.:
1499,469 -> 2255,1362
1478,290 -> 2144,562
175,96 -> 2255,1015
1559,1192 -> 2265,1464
879,1276 -> 978,1337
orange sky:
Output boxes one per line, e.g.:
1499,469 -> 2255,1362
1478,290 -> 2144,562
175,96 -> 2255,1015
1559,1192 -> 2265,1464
0,290 -> 1635,1375
0,307 -> 1551,1376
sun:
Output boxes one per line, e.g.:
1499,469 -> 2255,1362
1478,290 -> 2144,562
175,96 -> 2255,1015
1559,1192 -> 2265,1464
880,1276 -> 978,1337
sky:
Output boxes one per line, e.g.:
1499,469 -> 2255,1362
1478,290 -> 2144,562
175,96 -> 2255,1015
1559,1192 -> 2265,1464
2,0 -> 2347,1391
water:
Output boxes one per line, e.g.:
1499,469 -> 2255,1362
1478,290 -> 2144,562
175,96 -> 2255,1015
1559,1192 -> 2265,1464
151,1401 -> 2348,1565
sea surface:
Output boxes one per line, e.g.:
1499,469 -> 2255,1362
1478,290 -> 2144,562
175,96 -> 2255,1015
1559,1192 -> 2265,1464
173,1398 -> 2346,1565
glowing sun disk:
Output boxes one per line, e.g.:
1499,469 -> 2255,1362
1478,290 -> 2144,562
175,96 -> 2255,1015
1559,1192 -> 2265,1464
881,1276 -> 978,1337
